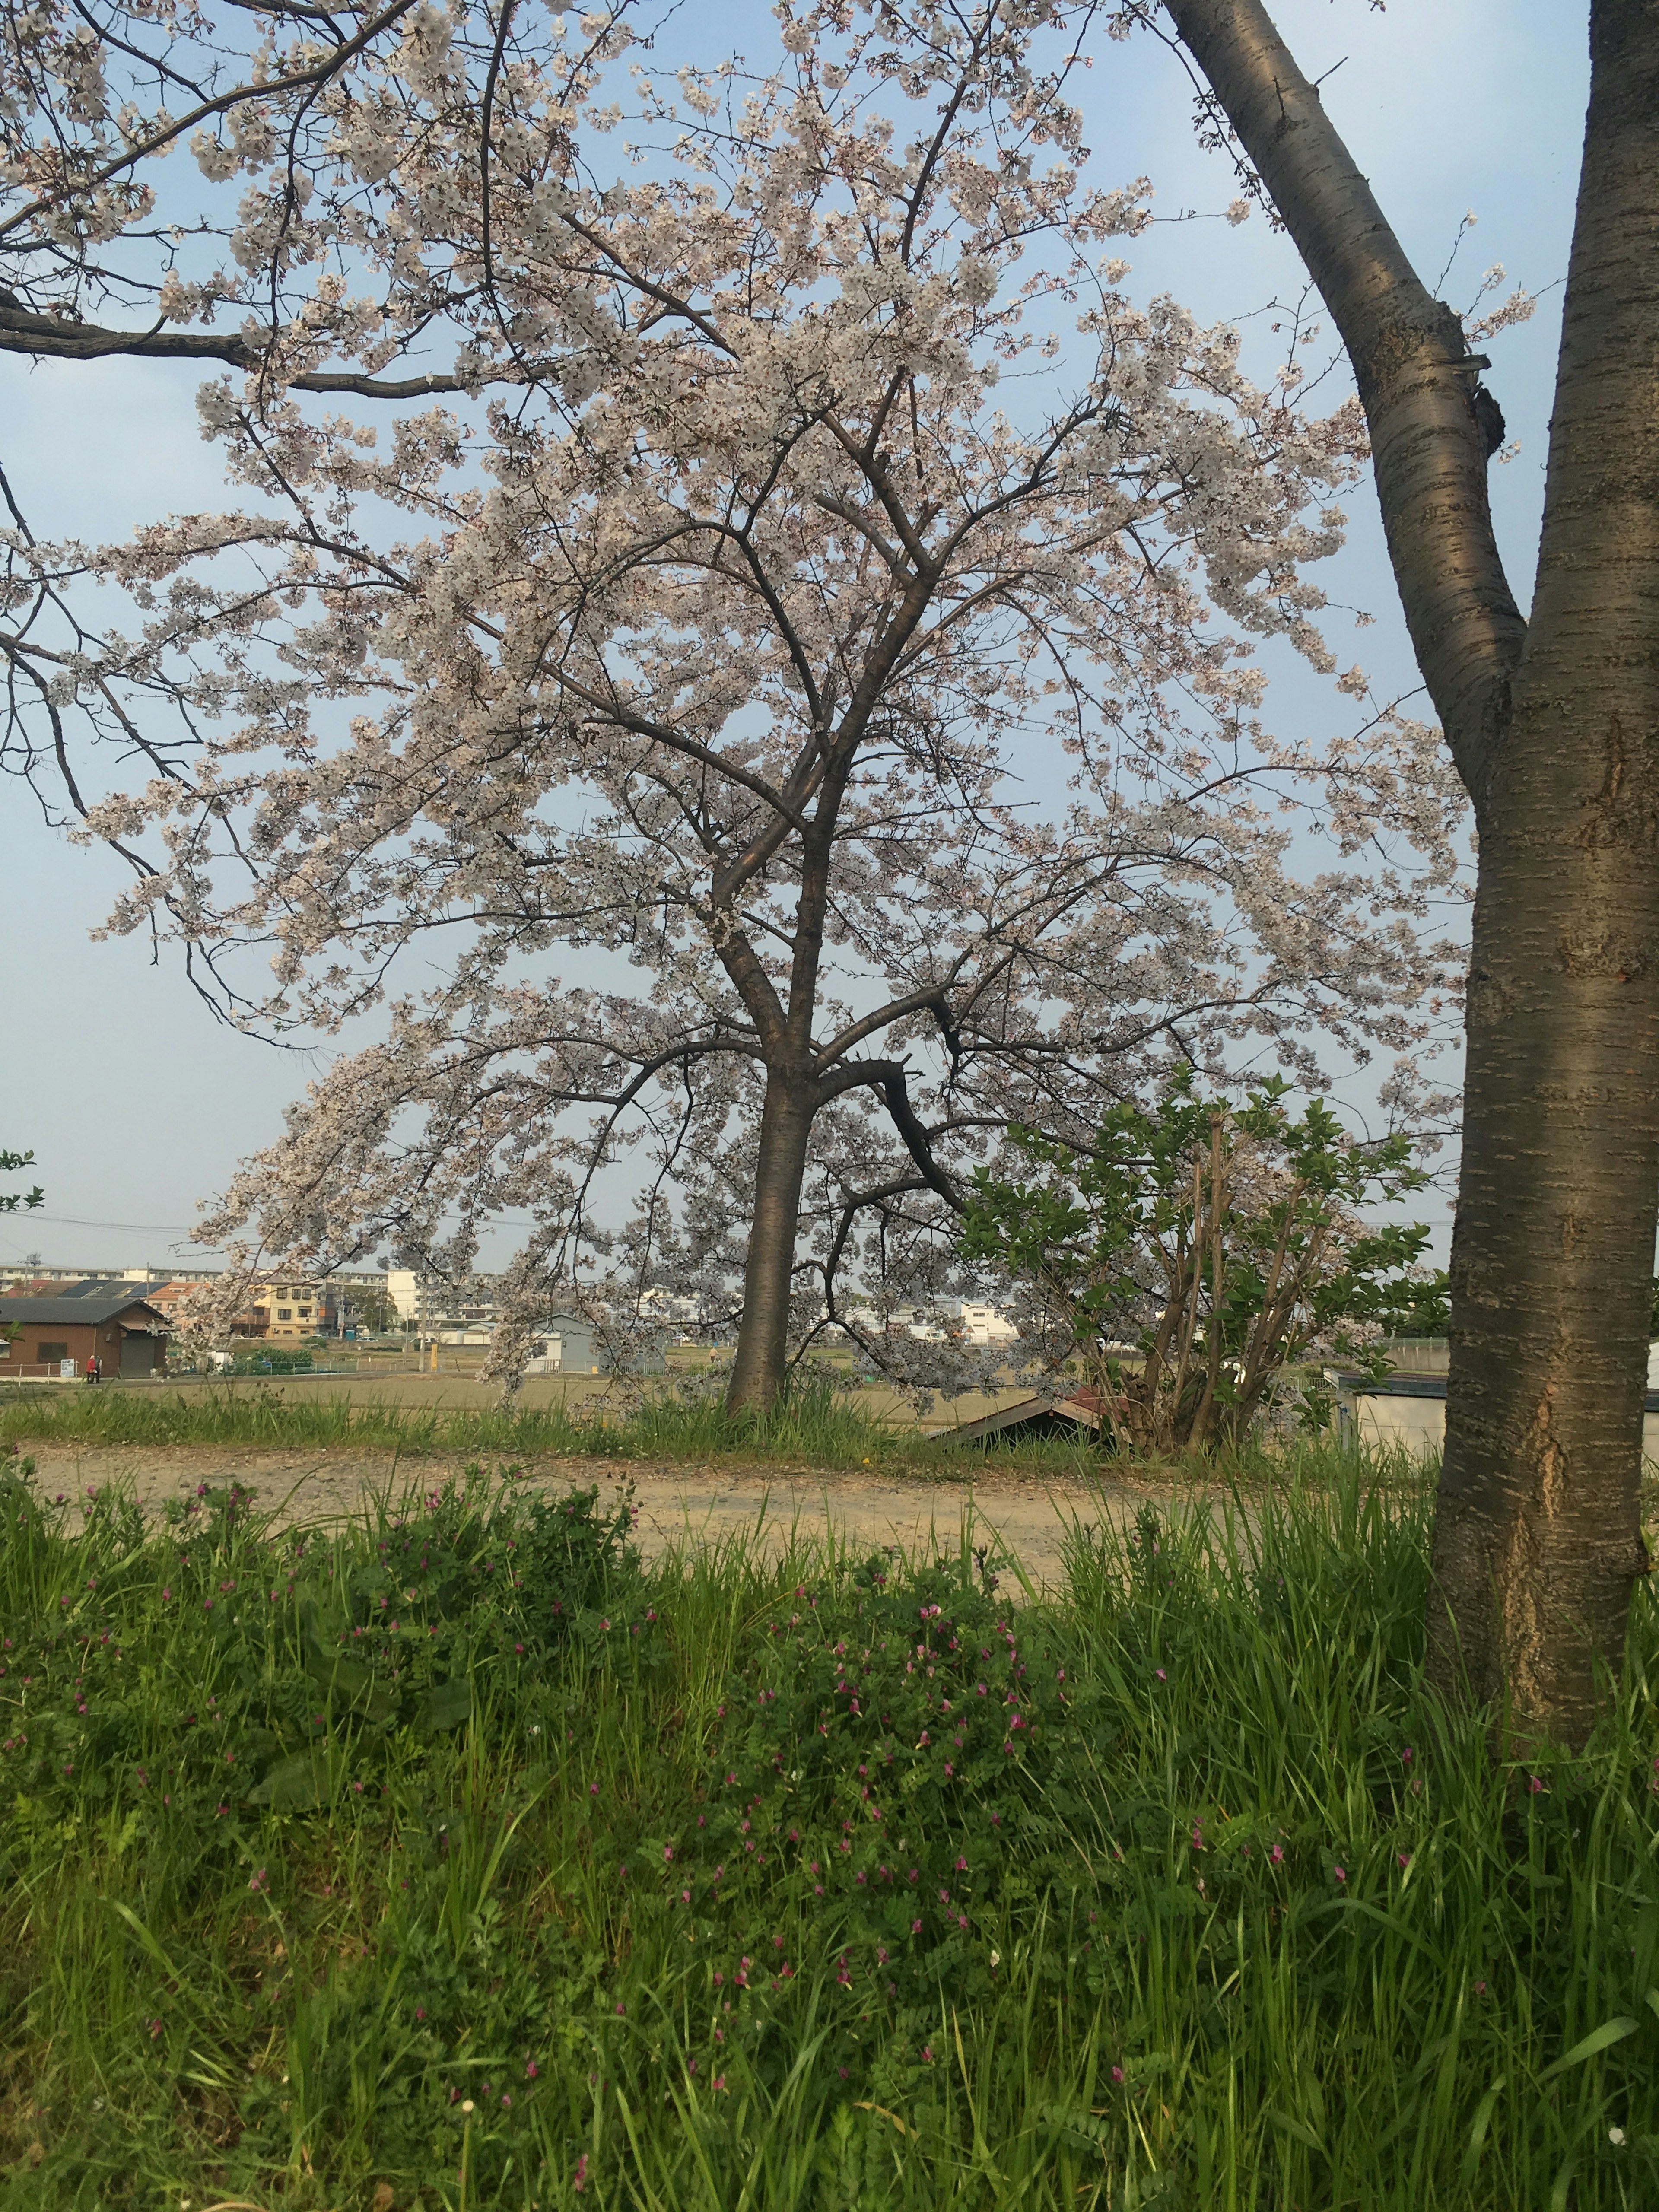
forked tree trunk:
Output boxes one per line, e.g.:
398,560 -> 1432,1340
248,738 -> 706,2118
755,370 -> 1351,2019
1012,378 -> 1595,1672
726,1072 -> 817,1415
1164,0 -> 1659,1744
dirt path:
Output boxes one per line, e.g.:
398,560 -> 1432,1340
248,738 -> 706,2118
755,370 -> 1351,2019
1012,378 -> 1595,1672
17,1443 -> 1176,1587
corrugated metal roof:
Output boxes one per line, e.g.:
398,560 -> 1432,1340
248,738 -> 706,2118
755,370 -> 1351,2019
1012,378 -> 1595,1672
0,1289 -> 169,1326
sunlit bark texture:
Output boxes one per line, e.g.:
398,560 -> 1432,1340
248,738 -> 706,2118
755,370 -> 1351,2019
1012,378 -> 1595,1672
1163,0 -> 1659,1745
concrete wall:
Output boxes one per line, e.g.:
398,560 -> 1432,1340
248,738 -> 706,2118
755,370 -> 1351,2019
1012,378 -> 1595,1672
1352,1392 -> 1659,1465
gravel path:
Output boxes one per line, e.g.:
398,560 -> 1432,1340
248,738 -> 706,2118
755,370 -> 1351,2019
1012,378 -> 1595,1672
17,1443 -> 1178,1588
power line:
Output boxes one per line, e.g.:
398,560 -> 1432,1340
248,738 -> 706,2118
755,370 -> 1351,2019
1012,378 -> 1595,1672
4,1207 -> 553,1245
0,1212 -> 220,1239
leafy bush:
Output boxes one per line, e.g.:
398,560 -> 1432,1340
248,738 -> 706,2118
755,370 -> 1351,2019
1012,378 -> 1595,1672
226,1344 -> 316,1374
0,1144 -> 43,1217
5,1455 -> 1659,2207
0,1466 -> 643,1836
680,1550 -> 1090,2027
1387,1269 -> 1452,1339
963,1071 -> 1440,1449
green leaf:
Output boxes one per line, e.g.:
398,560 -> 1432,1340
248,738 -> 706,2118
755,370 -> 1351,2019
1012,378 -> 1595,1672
302,1648 -> 401,1723
419,1676 -> 474,1732
108,1900 -> 194,1990
1459,2077 -> 1506,2188
1538,2015 -> 1640,2081
1338,1897 -> 1441,1964
245,1750 -> 342,1812
1263,2107 -> 1324,2156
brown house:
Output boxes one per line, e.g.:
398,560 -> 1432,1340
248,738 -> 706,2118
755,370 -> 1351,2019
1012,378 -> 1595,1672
0,1283 -> 171,1379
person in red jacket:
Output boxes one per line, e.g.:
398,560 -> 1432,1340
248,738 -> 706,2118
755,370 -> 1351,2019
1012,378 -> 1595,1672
84,1353 -> 100,1384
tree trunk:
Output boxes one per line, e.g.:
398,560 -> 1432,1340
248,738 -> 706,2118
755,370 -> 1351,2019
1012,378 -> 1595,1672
1430,0 -> 1659,1739
726,1072 -> 816,1414
1163,0 -> 1659,1743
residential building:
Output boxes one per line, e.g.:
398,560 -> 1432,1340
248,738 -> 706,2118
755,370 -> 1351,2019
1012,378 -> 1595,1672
892,1308 -> 951,1342
385,1270 -> 502,1335
884,1300 -> 1019,1344
434,1319 -> 500,1348
957,1301 -> 1020,1347
0,1284 -> 170,1379
384,1268 -> 429,1329
523,1316 -> 665,1376
248,1279 -> 338,1339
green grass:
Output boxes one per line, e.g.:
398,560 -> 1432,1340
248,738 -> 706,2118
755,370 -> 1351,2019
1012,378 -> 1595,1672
2,1447 -> 1656,2209
0,1372 -> 1108,1475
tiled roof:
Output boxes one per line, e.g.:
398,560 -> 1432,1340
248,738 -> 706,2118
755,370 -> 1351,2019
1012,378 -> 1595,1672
0,1290 -> 169,1326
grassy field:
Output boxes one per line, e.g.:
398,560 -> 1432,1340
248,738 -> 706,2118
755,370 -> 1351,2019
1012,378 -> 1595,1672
2,1446 -> 1656,2209
0,1374 -> 1084,1473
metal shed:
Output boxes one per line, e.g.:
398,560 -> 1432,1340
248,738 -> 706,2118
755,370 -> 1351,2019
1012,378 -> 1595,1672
522,1315 -> 664,1376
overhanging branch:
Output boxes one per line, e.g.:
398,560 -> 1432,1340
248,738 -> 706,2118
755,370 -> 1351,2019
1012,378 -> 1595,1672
0,302 -> 464,398
1159,0 -> 1527,810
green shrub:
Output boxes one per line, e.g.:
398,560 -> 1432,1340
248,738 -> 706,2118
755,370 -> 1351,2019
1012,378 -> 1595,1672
963,1071 -> 1440,1449
227,1344 -> 316,1374
3,1455 -> 1658,2207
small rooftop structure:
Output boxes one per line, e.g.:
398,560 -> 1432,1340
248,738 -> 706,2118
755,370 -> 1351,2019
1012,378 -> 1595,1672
940,1387 -> 1109,1444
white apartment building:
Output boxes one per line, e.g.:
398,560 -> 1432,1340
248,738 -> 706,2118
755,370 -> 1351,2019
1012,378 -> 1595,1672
957,1301 -> 1020,1346
887,1300 -> 1019,1345
385,1270 -> 509,1336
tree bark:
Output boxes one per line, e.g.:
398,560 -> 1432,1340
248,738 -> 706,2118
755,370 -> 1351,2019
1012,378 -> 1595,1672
726,1071 -> 817,1414
1158,0 -> 1525,798
1163,0 -> 1659,1744
1433,0 -> 1659,1735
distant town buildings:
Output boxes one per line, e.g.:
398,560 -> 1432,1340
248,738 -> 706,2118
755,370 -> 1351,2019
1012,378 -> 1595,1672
2,1266 -> 382,1346
0,1260 -> 1020,1370
887,1300 -> 1021,1345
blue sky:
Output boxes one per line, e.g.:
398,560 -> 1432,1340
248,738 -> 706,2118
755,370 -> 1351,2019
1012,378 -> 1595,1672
0,0 -> 1590,1275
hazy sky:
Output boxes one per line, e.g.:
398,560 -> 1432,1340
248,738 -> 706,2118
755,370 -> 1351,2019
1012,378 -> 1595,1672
0,0 -> 1590,1276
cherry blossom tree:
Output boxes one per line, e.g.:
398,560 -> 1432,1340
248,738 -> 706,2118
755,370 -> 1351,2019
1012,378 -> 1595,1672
0,0 -> 1458,1408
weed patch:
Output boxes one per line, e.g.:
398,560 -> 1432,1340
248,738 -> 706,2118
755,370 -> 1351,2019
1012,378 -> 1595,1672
0,1373 -> 924,1468
1,1452 -> 1656,2206
0,1372 -> 1341,1487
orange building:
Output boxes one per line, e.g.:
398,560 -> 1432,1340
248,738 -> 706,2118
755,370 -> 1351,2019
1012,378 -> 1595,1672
142,1275 -> 336,1341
